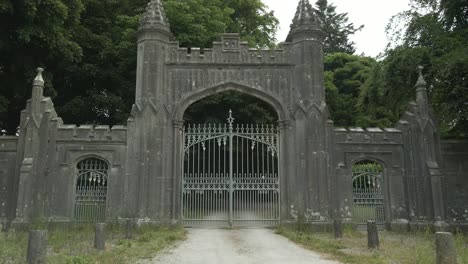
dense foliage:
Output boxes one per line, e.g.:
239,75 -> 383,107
0,0 -> 278,132
324,53 -> 378,127
184,91 -> 277,125
376,0 -> 467,137
0,0 -> 85,133
325,0 -> 467,137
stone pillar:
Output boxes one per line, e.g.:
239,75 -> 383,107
172,120 -> 184,221
27,230 -> 48,264
367,220 -> 379,249
94,223 -> 105,250
287,0 -> 330,220
398,67 -> 446,222
435,232 -> 457,264
278,120 -> 292,220
130,0 -> 175,221
15,68 -> 45,222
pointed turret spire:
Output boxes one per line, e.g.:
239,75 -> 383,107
33,67 -> 44,87
415,65 -> 427,89
292,0 -> 321,29
286,0 -> 323,42
139,0 -> 170,32
32,67 -> 44,101
415,66 -> 429,118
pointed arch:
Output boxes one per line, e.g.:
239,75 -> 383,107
173,82 -> 290,122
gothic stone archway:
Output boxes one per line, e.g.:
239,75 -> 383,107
9,0 -> 452,228
124,1 -> 333,224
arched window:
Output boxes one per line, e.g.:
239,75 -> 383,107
74,158 -> 109,222
351,160 -> 385,226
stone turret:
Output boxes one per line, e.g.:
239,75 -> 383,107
287,0 -> 326,105
398,66 -> 446,223
14,68 -> 59,222
126,0 -> 176,220
135,0 -> 173,104
284,0 -> 331,219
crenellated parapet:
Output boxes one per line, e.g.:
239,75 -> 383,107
334,127 -> 403,145
166,34 -> 292,65
56,125 -> 127,143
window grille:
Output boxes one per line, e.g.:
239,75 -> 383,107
74,158 -> 109,222
352,160 -> 385,226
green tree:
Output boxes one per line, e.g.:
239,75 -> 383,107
164,0 -> 279,49
164,0 -> 234,48
315,0 -> 363,55
184,91 -> 277,124
53,0 -> 144,125
356,63 -> 393,128
0,0 -> 281,129
223,0 -> 279,48
383,0 -> 468,137
0,0 -> 84,133
324,53 -> 377,127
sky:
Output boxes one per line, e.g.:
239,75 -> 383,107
262,0 -> 411,57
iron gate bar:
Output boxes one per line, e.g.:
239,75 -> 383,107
182,110 -> 280,227
74,158 -> 108,222
351,162 -> 385,226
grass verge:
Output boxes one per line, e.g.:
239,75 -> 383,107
0,224 -> 186,264
276,225 -> 468,264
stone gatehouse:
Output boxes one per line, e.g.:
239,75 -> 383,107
1,0 -> 467,229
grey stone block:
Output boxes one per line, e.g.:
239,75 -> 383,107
27,230 -> 48,264
367,221 -> 379,249
94,223 -> 105,250
435,232 -> 457,264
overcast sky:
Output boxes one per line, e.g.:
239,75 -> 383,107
262,0 -> 411,57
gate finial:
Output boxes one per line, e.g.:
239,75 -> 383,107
227,109 -> 235,129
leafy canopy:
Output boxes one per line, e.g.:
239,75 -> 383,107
0,0 -> 84,132
382,0 -> 468,137
0,0 -> 280,132
315,0 -> 363,55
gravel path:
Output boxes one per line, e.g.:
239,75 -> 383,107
138,229 -> 341,264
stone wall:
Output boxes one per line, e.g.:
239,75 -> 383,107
441,140 -> 468,222
44,124 -> 128,221
0,137 -> 18,221
332,127 -> 407,222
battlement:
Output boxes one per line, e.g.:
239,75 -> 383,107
166,34 -> 292,65
334,127 -> 403,144
0,137 -> 18,151
56,124 -> 127,142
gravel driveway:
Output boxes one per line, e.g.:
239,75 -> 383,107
138,228 -> 341,264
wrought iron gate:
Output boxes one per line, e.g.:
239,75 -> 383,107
352,161 -> 385,226
182,111 -> 280,227
74,158 -> 108,222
